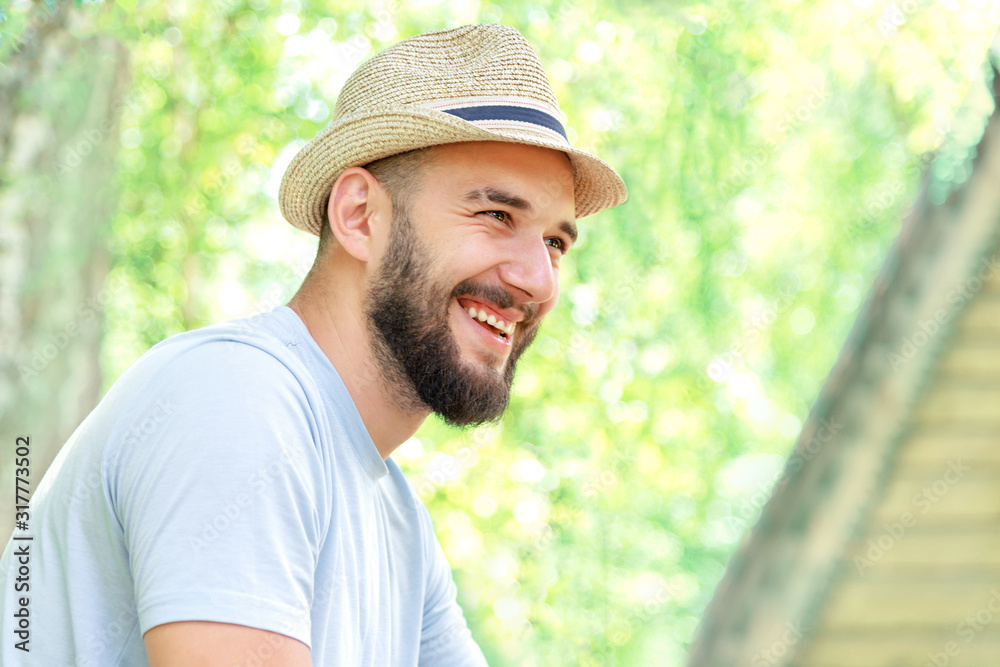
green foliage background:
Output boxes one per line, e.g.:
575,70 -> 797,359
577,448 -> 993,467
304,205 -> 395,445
4,0 -> 1000,664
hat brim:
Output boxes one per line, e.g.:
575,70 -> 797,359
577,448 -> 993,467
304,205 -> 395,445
278,105 -> 628,236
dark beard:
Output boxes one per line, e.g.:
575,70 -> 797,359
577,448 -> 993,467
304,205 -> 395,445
365,210 -> 540,427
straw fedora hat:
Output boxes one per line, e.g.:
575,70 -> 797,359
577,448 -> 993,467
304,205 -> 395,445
278,23 -> 628,236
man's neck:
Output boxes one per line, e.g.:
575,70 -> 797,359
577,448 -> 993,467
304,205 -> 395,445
286,283 -> 427,460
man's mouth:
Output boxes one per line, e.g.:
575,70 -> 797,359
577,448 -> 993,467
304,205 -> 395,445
457,298 -> 516,340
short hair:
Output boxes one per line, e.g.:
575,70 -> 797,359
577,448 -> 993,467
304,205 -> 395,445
317,146 -> 437,254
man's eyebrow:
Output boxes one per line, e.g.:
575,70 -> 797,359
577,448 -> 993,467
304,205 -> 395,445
462,187 -> 532,211
559,220 -> 579,245
462,187 -> 578,244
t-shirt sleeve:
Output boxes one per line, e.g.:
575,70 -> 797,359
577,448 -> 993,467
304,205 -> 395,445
416,500 -> 490,666
107,339 -> 329,648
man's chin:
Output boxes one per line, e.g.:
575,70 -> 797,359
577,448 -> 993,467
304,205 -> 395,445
423,358 -> 514,427
465,355 -> 512,387
456,344 -> 510,376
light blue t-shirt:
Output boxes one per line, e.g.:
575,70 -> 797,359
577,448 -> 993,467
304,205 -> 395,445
0,306 -> 489,666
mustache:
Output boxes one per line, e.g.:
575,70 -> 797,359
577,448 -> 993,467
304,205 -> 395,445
450,279 -> 539,328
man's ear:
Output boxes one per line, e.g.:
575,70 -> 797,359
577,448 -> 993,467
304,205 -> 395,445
325,167 -> 390,263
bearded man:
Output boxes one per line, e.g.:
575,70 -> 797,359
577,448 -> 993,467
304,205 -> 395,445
0,23 -> 626,666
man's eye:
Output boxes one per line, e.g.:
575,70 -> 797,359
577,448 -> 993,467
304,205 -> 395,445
482,210 -> 509,223
546,237 -> 568,253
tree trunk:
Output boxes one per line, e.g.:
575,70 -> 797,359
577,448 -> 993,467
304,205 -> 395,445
0,2 -> 129,542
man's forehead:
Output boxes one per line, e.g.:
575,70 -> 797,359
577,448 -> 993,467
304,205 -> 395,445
426,141 -> 574,182
421,142 -> 575,207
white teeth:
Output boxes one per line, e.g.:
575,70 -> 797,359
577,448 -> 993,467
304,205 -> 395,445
463,305 -> 516,337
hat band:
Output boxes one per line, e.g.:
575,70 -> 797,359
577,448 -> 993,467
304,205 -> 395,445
440,105 -> 567,141
421,96 -> 569,145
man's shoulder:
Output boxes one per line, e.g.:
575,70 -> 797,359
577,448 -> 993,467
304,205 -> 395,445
108,307 -> 321,420
142,307 -> 306,377
101,309 -> 331,487
150,306 -> 297,357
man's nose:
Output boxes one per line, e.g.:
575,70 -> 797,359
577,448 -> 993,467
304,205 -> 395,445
497,236 -> 558,307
